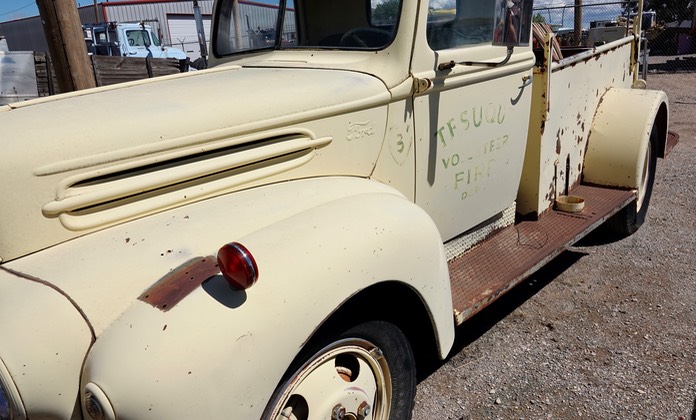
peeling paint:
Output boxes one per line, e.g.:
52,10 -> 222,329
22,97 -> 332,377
556,129 -> 562,155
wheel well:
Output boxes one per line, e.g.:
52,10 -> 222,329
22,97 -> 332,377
311,281 -> 441,374
655,102 -> 669,158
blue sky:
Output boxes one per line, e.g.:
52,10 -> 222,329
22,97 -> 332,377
0,1 -> 98,22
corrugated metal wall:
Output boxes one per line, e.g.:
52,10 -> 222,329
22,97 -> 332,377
0,1 -> 214,52
0,16 -> 47,51
0,6 -> 107,52
104,1 -> 214,47
0,1 -> 294,53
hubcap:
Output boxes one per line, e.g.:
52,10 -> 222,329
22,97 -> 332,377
268,339 -> 391,420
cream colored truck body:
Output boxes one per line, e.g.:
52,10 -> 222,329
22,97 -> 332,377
0,0 -> 669,418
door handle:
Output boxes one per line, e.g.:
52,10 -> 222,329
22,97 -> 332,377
518,75 -> 533,89
511,75 -> 532,105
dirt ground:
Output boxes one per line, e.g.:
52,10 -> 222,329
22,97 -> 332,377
412,72 -> 696,419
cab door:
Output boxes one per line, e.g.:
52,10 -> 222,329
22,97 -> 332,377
122,28 -> 156,58
411,0 -> 536,241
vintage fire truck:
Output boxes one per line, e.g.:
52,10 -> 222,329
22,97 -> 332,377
0,0 -> 673,418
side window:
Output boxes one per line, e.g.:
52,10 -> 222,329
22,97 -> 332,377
426,0 -> 497,51
126,30 -> 151,47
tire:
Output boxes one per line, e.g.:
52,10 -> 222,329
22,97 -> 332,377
605,125 -> 658,237
262,320 -> 416,420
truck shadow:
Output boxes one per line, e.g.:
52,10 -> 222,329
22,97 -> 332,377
417,249 -> 587,381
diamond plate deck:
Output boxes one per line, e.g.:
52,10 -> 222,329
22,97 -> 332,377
449,184 -> 635,325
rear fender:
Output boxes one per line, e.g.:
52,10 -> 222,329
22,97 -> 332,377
583,88 -> 669,188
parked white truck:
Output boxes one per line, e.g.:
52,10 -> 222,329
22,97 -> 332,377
0,0 -> 674,418
83,22 -> 188,60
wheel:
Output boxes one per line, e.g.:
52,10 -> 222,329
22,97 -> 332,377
340,28 -> 392,48
262,320 -> 416,420
605,125 -> 658,237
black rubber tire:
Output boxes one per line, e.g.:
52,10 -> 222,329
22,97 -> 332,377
262,320 -> 416,420
604,126 -> 658,237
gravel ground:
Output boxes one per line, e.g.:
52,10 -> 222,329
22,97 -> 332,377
413,73 -> 696,419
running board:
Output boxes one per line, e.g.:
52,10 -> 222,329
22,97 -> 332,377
449,184 -> 635,326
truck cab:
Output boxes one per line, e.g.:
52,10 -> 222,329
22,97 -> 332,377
84,22 -> 188,60
0,0 -> 671,419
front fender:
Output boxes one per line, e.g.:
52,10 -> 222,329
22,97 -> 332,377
584,88 -> 669,188
79,177 -> 453,418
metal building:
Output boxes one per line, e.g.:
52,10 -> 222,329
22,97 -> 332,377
0,1 -> 293,61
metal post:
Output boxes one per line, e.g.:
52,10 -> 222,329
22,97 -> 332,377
574,0 -> 582,47
193,0 -> 208,66
93,0 -> 100,23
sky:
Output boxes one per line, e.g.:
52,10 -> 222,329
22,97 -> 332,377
0,1 -> 96,22
0,0 -> 623,26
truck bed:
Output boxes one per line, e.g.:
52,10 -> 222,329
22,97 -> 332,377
449,184 -> 635,325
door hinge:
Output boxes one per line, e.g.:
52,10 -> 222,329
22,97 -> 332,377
413,77 -> 432,95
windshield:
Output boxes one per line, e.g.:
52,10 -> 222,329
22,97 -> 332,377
214,0 -> 402,56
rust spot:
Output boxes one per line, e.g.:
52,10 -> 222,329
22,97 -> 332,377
139,257 -> 220,312
556,129 -> 562,155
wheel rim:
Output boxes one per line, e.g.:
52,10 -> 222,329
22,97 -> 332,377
636,139 -> 652,210
268,338 -> 391,420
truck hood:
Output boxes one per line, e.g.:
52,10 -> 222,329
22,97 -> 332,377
0,64 -> 391,262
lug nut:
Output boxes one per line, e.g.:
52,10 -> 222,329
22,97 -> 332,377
358,401 -> 372,418
331,404 -> 346,420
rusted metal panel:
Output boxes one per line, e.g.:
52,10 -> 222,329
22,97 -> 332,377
139,256 -> 219,311
450,184 -> 635,325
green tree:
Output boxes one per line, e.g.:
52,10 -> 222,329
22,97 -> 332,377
372,0 -> 400,25
533,13 -> 546,23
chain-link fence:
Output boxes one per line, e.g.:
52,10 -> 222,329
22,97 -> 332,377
532,1 -> 695,73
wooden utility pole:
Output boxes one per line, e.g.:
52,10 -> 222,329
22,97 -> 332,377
36,0 -> 96,92
574,0 -> 583,46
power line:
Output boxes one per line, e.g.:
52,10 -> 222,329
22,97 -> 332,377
0,2 -> 36,17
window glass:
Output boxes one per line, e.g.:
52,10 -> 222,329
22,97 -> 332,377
215,0 -> 401,56
150,31 -> 161,47
370,0 -> 400,27
126,30 -> 152,47
426,0 -> 497,50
